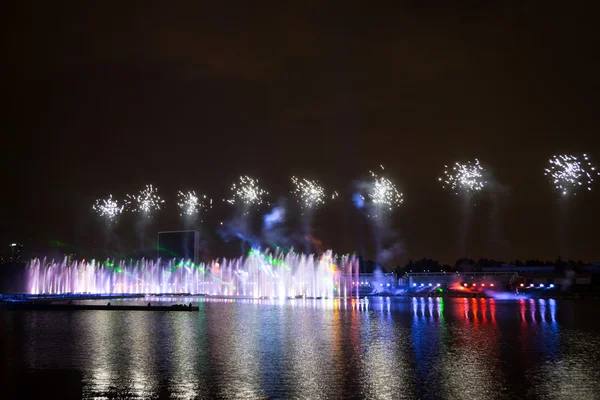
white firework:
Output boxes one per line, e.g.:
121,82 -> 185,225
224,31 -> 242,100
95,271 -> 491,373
291,176 -> 327,211
367,167 -> 404,218
125,185 -> 165,216
439,159 -> 487,194
92,194 -> 123,222
177,191 -> 212,217
545,153 -> 598,195
226,176 -> 268,207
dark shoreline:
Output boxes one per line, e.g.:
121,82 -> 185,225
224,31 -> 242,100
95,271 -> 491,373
1,302 -> 199,311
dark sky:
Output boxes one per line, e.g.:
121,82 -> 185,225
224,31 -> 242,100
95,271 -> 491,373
2,2 -> 599,265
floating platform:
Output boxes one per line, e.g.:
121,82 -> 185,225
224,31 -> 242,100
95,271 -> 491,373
1,302 -> 199,311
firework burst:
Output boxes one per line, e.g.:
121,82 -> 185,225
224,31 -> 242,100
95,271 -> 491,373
439,159 -> 487,194
226,176 -> 268,208
177,191 -> 212,217
125,185 -> 165,216
366,167 -> 404,218
544,153 -> 598,195
92,194 -> 124,222
291,176 -> 328,211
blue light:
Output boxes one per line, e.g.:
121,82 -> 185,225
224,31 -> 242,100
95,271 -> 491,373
420,283 -> 424,287
539,284 -> 544,287
413,283 -> 417,287
428,283 -> 432,287
549,284 -> 555,288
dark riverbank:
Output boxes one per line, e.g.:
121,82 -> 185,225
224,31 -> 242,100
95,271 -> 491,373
1,302 -> 199,311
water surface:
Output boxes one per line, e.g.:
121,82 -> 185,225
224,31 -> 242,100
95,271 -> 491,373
1,297 -> 599,399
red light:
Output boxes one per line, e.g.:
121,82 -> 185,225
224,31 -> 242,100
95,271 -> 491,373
481,283 -> 485,286
490,284 -> 494,287
519,283 -> 524,287
463,283 -> 467,287
472,283 -> 476,287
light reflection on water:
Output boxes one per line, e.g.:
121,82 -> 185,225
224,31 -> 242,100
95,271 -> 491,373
2,297 -> 600,399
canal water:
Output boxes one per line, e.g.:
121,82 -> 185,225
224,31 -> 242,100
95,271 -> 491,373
1,297 -> 599,399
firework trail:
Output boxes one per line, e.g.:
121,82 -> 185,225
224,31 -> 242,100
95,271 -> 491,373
353,166 -> 404,264
223,176 -> 268,253
544,153 -> 598,258
291,176 -> 331,253
440,159 -> 487,257
125,185 -> 164,253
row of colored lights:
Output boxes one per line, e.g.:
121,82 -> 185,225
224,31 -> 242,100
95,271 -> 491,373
462,283 -> 495,287
412,283 -> 445,287
519,283 -> 555,288
355,282 -> 392,287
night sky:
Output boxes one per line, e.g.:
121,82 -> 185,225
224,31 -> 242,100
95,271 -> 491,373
3,2 -> 599,265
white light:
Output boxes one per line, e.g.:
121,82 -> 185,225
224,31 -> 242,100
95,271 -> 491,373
550,284 -> 555,288
413,283 -> 417,287
440,159 -> 487,194
428,283 -> 432,286
436,283 -> 440,286
420,283 -> 424,287
539,284 -> 544,287
10,243 -> 17,247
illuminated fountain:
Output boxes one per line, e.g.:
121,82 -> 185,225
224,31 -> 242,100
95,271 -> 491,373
26,250 -> 359,298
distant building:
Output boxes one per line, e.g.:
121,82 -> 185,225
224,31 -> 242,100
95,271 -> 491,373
482,265 -> 555,274
9,243 -> 23,262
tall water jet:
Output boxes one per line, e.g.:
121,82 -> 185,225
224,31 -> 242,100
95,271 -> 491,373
26,250 -> 360,298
